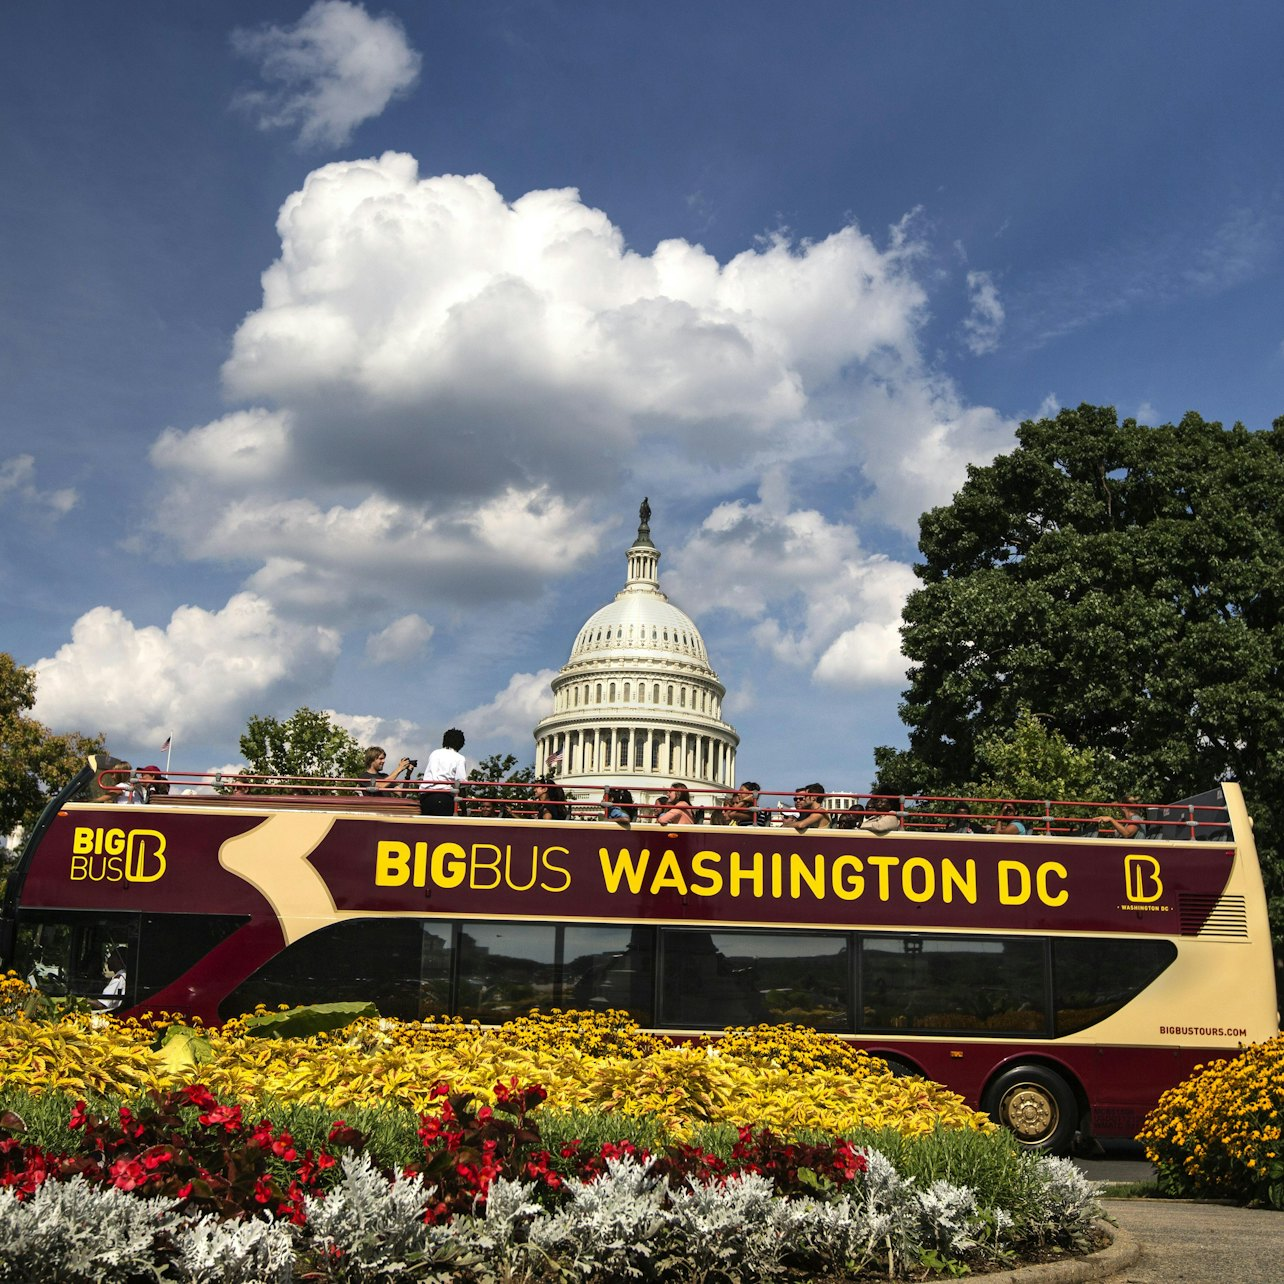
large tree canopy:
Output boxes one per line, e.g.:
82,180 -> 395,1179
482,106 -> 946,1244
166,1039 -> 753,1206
0,653 -> 103,844
874,405 -> 1284,922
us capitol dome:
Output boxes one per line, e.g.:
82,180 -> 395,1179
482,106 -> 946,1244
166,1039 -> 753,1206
533,500 -> 739,795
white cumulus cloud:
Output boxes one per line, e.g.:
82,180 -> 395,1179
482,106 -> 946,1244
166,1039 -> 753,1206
666,480 -> 915,689
231,1 -> 421,148
32,593 -> 342,745
0,454 -> 77,516
143,154 -> 1017,690
456,670 -> 559,756
364,614 -> 433,664
326,710 -> 424,755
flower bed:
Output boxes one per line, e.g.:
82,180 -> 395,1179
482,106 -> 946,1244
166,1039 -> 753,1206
0,1079 -> 1103,1282
0,1004 -> 992,1139
1138,1032 -> 1284,1207
0,985 -> 1107,1280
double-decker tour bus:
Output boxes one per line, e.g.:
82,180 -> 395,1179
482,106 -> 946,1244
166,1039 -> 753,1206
1,758 -> 1276,1153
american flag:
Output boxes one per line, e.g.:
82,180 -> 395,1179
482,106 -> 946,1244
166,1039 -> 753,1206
547,752 -> 562,765
160,735 -> 171,752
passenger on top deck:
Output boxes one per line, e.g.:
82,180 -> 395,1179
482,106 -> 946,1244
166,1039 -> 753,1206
419,728 -> 467,817
655,782 -> 695,825
602,787 -> 634,826
993,803 -> 1028,835
112,762 -> 148,805
1095,797 -> 1144,839
832,800 -> 867,829
359,746 -> 416,794
533,778 -> 570,820
139,766 -> 169,798
792,783 -> 831,833
721,781 -> 769,826
857,796 -> 902,835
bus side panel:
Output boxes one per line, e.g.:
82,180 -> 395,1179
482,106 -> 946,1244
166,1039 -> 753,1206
860,1039 -> 1237,1139
24,808 -> 274,915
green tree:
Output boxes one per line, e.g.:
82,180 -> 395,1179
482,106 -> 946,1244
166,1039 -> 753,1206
467,753 -> 535,809
973,706 -> 1112,814
873,405 -> 1284,934
0,652 -> 103,844
238,707 -> 364,792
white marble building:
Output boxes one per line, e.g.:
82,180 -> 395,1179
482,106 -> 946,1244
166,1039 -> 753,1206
533,502 -> 739,800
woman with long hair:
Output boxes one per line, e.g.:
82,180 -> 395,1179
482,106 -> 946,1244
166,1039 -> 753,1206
533,777 -> 569,820
655,782 -> 695,825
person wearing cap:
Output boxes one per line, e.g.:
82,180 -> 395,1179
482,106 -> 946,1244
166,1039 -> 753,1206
114,762 -> 166,804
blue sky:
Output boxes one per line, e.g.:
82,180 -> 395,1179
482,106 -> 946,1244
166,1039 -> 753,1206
3,1 -> 1282,793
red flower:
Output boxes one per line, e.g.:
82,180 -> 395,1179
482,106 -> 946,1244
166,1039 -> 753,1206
180,1085 -> 217,1110
198,1104 -> 243,1133
109,1157 -> 149,1192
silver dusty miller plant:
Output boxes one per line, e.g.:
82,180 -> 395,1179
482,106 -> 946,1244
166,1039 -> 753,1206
0,1144 -> 1103,1282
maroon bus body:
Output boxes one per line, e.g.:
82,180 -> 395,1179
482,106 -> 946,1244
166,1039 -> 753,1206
11,797 -> 1263,1144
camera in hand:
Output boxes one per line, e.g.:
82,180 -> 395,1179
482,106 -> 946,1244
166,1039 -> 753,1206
406,759 -> 418,771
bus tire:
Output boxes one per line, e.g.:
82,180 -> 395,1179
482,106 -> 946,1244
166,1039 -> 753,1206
982,1064 -> 1078,1153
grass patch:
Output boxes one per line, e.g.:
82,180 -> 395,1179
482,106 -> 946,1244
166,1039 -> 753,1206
1098,1180 -> 1162,1198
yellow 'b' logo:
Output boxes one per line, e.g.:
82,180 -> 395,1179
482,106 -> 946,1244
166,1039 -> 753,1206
126,830 -> 167,882
1125,854 -> 1163,903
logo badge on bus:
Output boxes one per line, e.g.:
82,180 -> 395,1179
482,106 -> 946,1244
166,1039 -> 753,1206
1123,853 -> 1163,905
70,826 -> 167,883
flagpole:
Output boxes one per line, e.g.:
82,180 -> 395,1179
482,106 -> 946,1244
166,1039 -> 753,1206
164,735 -> 173,775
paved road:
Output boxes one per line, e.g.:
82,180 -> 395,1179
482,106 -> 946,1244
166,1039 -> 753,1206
1098,1198 -> 1280,1283
1075,1139 -> 1155,1187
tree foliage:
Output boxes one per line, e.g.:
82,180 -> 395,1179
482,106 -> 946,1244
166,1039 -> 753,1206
0,653 -> 103,844
873,405 -> 1284,929
238,707 -> 363,792
972,706 -> 1111,807
467,752 -> 535,806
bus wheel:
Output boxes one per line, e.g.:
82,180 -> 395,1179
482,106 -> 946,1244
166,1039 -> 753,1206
983,1065 -> 1077,1153
876,1054 -> 921,1078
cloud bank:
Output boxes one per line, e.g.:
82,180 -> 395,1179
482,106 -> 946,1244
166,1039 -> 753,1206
41,154 -> 1015,756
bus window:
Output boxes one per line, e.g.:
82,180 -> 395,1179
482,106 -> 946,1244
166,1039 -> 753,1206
659,929 -> 848,1030
14,912 -> 138,1010
1053,938 -> 1178,1035
220,918 -> 426,1021
564,925 -> 654,1023
860,934 -> 1048,1035
136,913 -> 248,1000
457,923 -> 558,1022
419,922 -> 453,1019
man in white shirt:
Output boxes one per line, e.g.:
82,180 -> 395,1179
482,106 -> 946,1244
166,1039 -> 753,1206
419,728 -> 467,816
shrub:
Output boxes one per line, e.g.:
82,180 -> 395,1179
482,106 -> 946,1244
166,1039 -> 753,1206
1138,1033 -> 1284,1207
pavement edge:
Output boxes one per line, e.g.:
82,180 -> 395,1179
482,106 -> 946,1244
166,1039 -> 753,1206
1001,1220 -> 1140,1283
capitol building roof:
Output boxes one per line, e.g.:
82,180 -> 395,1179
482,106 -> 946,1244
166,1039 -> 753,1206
533,500 -> 738,798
